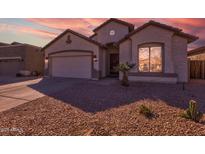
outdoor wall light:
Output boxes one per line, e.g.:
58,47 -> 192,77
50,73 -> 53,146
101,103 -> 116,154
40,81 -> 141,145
93,55 -> 98,62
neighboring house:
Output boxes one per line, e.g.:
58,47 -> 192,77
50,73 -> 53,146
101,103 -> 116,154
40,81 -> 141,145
0,42 -> 10,46
0,42 -> 44,76
42,18 -> 198,83
188,46 -> 205,60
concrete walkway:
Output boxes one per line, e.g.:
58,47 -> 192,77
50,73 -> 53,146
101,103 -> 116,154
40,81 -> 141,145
0,78 -> 44,112
0,77 -> 84,112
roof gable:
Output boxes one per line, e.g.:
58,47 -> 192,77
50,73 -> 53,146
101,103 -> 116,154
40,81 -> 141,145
93,18 -> 134,33
118,20 -> 198,44
42,29 -> 102,51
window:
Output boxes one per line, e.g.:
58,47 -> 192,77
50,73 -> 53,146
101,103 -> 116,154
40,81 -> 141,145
138,44 -> 162,72
109,30 -> 115,36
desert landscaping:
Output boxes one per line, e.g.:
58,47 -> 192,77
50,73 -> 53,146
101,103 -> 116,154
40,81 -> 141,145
0,79 -> 204,136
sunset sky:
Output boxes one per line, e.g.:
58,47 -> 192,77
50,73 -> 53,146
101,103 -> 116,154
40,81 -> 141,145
0,18 -> 204,50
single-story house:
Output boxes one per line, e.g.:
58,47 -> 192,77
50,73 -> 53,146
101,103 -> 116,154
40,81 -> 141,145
42,18 -> 198,83
0,42 -> 44,76
188,46 -> 205,60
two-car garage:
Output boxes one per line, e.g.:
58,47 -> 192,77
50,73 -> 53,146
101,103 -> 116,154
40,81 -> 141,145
49,50 -> 93,79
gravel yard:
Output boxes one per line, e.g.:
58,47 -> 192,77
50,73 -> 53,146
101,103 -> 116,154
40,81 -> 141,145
0,79 -> 205,136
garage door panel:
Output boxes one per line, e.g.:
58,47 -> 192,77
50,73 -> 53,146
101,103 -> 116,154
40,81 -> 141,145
51,56 -> 92,79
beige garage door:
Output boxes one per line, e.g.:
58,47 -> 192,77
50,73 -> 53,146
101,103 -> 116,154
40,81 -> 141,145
51,56 -> 92,79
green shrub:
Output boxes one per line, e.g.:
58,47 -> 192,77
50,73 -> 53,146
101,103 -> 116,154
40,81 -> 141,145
139,105 -> 154,118
180,100 -> 203,122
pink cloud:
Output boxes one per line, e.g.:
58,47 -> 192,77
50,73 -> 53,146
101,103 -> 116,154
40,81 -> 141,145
1,18 -> 205,49
164,18 -> 205,27
19,26 -> 57,38
27,18 -> 105,36
27,18 -> 204,36
26,18 -> 205,49
0,23 -> 57,39
83,18 -> 107,27
120,18 -> 203,33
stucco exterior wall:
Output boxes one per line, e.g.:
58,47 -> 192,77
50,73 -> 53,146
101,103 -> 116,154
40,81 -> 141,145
24,45 -> 44,75
119,39 -> 132,64
130,25 -> 175,73
44,32 -> 101,74
0,45 -> 43,76
0,45 -> 25,76
172,36 -> 188,82
119,25 -> 188,83
100,48 -> 107,77
94,21 -> 130,44
44,32 -> 102,78
0,45 -> 26,60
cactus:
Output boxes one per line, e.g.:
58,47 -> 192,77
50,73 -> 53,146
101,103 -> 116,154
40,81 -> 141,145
189,100 -> 197,120
181,100 -> 203,122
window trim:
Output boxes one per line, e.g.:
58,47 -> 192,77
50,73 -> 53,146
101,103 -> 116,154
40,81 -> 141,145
137,42 -> 164,73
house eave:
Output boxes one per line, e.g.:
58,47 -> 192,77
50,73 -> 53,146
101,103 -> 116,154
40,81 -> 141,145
42,29 -> 103,51
117,20 -> 198,45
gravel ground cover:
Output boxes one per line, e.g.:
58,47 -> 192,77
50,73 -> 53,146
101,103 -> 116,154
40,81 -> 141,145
49,80 -> 205,113
0,79 -> 204,136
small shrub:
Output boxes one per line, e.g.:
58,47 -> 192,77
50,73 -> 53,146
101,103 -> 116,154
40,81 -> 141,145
139,105 -> 154,118
180,100 -> 203,122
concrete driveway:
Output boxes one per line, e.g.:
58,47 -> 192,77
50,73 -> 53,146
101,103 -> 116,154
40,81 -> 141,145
0,77 -> 84,112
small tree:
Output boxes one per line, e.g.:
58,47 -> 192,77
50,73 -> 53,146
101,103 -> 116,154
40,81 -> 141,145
115,63 -> 134,87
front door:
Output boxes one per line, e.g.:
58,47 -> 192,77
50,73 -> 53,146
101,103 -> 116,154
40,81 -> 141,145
110,53 -> 119,76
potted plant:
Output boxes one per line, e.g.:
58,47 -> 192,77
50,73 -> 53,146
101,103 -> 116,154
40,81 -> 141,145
115,63 -> 135,87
